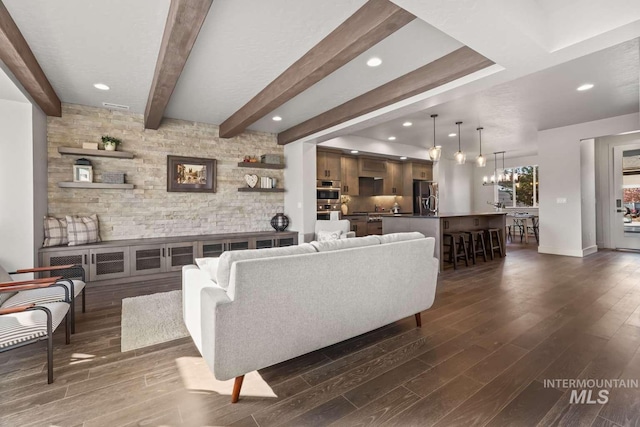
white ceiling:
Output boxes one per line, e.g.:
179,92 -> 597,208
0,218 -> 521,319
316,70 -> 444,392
2,0 -> 640,155
350,38 -> 640,158
4,0 -> 171,113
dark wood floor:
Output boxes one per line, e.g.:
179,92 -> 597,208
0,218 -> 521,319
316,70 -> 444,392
2,244 -> 640,426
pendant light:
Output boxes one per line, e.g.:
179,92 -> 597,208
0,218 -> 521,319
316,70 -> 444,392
454,121 -> 466,164
476,127 -> 486,167
428,114 -> 441,162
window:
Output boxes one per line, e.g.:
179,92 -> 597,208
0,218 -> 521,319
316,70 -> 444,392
496,165 -> 539,207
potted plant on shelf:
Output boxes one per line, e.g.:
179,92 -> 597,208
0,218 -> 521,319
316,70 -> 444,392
101,135 -> 122,151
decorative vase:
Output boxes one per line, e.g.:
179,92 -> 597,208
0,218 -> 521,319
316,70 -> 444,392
341,203 -> 348,215
105,144 -> 116,151
270,212 -> 289,232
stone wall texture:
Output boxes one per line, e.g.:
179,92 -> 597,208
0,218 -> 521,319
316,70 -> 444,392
47,104 -> 285,240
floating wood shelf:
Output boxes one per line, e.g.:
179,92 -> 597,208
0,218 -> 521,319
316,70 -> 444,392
58,147 -> 134,159
237,162 -> 284,170
237,187 -> 285,193
58,182 -> 135,189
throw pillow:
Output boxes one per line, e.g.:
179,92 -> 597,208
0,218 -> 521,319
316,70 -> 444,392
66,214 -> 101,246
317,230 -> 342,242
43,216 -> 68,247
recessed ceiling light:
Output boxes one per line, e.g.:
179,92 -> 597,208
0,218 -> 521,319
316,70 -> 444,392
93,83 -> 110,91
402,121 -> 412,127
400,156 -> 407,160
350,150 -> 359,154
272,116 -> 282,121
367,57 -> 382,67
448,133 -> 457,137
388,136 -> 396,141
577,83 -> 594,91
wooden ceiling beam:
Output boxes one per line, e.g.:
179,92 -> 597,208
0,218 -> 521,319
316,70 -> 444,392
277,46 -> 494,145
0,1 -> 61,116
144,0 -> 213,130
218,0 -> 415,139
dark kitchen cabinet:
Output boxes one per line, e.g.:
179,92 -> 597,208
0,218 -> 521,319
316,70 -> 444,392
317,150 -> 341,180
384,161 -> 403,195
367,221 -> 383,236
341,155 -> 359,195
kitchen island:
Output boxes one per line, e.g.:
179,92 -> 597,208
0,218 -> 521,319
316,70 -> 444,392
382,212 -> 507,271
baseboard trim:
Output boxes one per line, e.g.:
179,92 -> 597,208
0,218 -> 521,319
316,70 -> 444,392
582,245 -> 598,256
537,246 -> 585,257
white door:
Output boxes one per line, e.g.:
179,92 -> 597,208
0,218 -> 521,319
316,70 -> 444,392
613,143 -> 640,250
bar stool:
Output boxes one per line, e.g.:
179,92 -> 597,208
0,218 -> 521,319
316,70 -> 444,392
486,228 -> 504,259
443,232 -> 469,269
465,230 -> 487,264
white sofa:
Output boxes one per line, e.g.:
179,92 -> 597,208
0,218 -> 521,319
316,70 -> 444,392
182,232 -> 438,402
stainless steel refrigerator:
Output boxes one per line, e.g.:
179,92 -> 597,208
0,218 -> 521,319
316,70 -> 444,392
413,181 -> 439,216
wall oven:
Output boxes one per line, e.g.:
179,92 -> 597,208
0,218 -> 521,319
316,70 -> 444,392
317,180 -> 341,203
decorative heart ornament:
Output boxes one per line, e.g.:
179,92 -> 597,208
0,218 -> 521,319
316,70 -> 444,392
244,174 -> 258,188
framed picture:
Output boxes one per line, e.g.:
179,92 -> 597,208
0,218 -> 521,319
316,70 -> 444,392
73,165 -> 93,183
167,155 -> 216,193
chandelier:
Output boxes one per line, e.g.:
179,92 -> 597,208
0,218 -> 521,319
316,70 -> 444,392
482,151 -> 518,186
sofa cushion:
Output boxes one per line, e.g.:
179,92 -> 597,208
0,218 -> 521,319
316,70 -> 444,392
216,243 -> 317,290
195,257 -> 220,283
317,230 -> 342,242
310,235 -> 380,253
376,232 -> 426,245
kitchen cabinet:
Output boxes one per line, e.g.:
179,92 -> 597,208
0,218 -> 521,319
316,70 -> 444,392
347,216 -> 367,237
341,155 -> 359,196
384,161 -> 403,195
367,221 -> 383,236
359,157 -> 387,178
317,150 -> 341,180
412,162 -> 432,180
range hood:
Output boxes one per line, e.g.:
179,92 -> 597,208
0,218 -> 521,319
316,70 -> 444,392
359,177 -> 385,196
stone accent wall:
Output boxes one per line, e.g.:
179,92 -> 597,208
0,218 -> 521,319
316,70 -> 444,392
47,104 -> 285,240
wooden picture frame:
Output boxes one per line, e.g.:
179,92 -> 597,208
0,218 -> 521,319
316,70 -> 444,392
73,165 -> 93,183
167,155 -> 216,193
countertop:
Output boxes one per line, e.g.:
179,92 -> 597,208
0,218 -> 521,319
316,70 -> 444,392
343,212 -> 413,217
383,212 -> 508,219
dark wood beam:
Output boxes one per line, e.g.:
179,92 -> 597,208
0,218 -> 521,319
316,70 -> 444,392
0,0 -> 61,116
277,46 -> 494,145
218,0 -> 415,139
144,0 -> 213,130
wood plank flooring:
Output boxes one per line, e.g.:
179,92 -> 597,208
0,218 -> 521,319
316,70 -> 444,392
2,244 -> 640,426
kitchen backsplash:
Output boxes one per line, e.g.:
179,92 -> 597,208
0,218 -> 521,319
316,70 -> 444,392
344,195 -> 412,213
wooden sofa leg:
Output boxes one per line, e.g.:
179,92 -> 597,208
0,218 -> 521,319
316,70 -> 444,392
415,313 -> 422,328
231,375 -> 244,403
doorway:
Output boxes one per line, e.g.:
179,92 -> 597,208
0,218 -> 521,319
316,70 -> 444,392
613,143 -> 640,250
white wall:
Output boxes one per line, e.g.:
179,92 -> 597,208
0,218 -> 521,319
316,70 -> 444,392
0,100 -> 37,275
580,139 -> 597,254
434,158 -> 473,213
538,113 -> 639,257
284,141 -> 317,242
32,105 -> 48,263
595,131 -> 640,248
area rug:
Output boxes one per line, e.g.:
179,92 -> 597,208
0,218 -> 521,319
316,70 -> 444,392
121,290 -> 189,352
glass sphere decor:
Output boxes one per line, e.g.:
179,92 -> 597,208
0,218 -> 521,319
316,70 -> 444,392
270,212 -> 290,232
